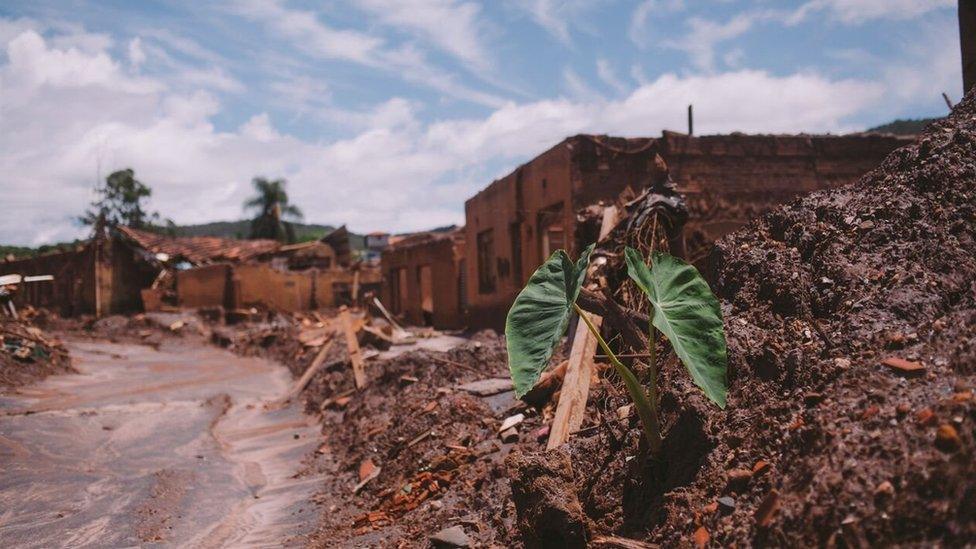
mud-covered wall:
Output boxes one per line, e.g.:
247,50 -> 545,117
177,264 -> 231,309
463,132 -> 909,329
464,135 -> 674,329
234,264 -> 313,312
381,234 -> 465,329
0,246 -> 97,316
662,132 -> 910,263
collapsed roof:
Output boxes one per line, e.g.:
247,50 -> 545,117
115,226 -> 281,266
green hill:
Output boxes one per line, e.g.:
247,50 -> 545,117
173,220 -> 366,249
867,118 -> 940,136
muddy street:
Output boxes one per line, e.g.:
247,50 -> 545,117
0,337 -> 323,547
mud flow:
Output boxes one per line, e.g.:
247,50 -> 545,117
0,337 -> 323,547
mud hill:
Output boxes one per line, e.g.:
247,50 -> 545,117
292,92 -> 975,547
553,88 -> 976,546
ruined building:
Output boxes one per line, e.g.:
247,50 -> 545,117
463,131 -> 911,328
380,227 -> 465,329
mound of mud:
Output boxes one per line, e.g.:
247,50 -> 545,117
549,93 -> 976,546
0,316 -> 74,388
304,332 -> 541,546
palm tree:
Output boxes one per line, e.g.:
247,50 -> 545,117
244,177 -> 303,242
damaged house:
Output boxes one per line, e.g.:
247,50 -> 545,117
1,224 -> 380,316
463,131 -> 911,328
380,227 -> 465,329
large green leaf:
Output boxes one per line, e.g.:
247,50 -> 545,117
625,247 -> 728,408
506,244 -> 594,398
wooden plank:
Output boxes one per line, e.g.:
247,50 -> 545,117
340,306 -> 367,389
277,337 -> 335,405
547,205 -> 618,450
547,313 -> 601,449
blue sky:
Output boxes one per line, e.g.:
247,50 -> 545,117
0,0 -> 962,245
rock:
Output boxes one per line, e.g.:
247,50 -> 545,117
693,526 -> 710,548
875,480 -> 895,497
457,378 -> 513,396
935,424 -> 961,452
499,413 -> 525,433
500,427 -> 520,443
430,525 -> 470,548
752,460 -> 771,476
718,496 -> 736,512
506,449 -> 587,549
726,468 -> 753,491
916,408 -> 937,426
881,357 -> 925,375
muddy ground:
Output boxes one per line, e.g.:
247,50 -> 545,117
280,93 -> 974,547
5,94 -> 973,547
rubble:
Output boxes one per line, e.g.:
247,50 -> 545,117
0,311 -> 75,388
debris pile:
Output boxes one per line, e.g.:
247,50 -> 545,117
0,311 -> 74,388
505,89 -> 976,546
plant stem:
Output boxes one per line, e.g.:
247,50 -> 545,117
573,302 -> 662,455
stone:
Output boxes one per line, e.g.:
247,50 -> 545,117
935,424 -> 961,452
500,427 -> 520,443
499,413 -> 525,433
457,378 -> 513,396
430,525 -> 471,548
718,496 -> 736,511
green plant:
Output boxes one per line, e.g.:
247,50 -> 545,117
505,245 -> 728,457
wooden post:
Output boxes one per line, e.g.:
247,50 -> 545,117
547,206 -> 618,449
339,306 -> 367,389
276,337 -> 335,405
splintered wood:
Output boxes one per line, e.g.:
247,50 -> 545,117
547,205 -> 618,450
339,306 -> 367,389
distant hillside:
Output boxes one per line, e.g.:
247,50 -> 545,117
173,220 -> 366,249
867,118 -> 940,136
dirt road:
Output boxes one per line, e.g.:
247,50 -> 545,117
0,337 -> 323,547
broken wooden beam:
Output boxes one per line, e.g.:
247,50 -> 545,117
547,205 -> 618,450
339,306 -> 367,389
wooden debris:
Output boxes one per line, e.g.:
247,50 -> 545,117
592,535 -> 659,548
277,338 -> 335,405
339,306 -> 367,389
882,356 -> 925,375
548,205 -> 618,450
457,377 -> 513,396
755,489 -> 780,528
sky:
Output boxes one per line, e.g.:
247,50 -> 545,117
0,0 -> 964,246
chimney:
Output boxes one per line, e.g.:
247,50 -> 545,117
962,0 -> 976,93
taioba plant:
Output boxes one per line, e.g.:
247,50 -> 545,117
505,244 -> 728,457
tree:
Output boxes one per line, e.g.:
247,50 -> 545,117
244,177 -> 303,242
80,169 -> 166,230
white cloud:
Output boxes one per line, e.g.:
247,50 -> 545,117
0,21 -> 947,247
664,13 -> 757,72
796,0 -> 954,25
353,0 -> 490,69
127,37 -> 146,68
596,59 -> 629,95
629,0 -> 685,48
228,0 -> 505,107
508,0 -> 609,44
